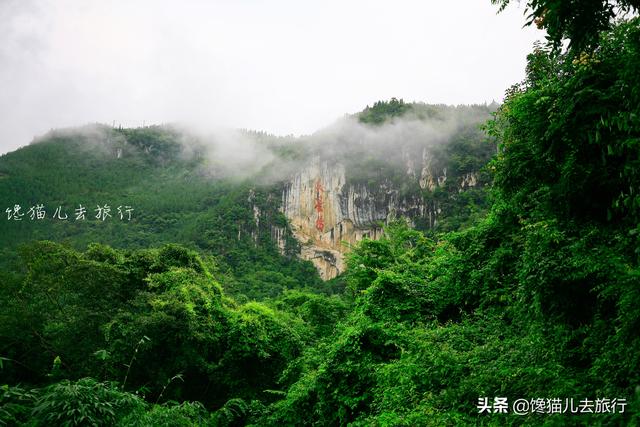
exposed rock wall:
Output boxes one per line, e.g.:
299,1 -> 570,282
281,156 -> 452,279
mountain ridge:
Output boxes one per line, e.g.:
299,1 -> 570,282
0,100 -> 495,291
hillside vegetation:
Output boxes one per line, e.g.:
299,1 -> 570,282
2,11 -> 640,427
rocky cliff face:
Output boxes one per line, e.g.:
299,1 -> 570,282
281,154 -> 457,279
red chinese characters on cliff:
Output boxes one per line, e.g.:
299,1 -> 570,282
314,179 -> 324,232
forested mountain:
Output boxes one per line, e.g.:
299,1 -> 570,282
2,9 -> 640,427
0,101 -> 494,294
0,124 -> 323,300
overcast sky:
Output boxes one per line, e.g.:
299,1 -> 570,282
0,0 -> 541,154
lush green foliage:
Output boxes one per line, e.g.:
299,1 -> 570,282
261,17 -> 640,426
358,98 -> 412,124
0,125 -> 323,301
0,241 -> 348,425
493,0 -> 640,51
3,13 -> 640,426
488,19 -> 640,225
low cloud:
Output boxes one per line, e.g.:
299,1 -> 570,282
0,0 -> 539,155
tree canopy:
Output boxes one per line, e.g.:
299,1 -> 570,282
493,0 -> 640,51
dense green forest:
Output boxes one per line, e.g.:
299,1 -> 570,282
2,3 -> 640,426
0,125 -> 328,301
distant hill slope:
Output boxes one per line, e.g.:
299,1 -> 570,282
0,125 -> 321,299
0,100 -> 496,293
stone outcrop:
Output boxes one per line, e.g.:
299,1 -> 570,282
281,156 -> 453,279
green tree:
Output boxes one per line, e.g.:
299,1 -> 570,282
493,0 -> 640,51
